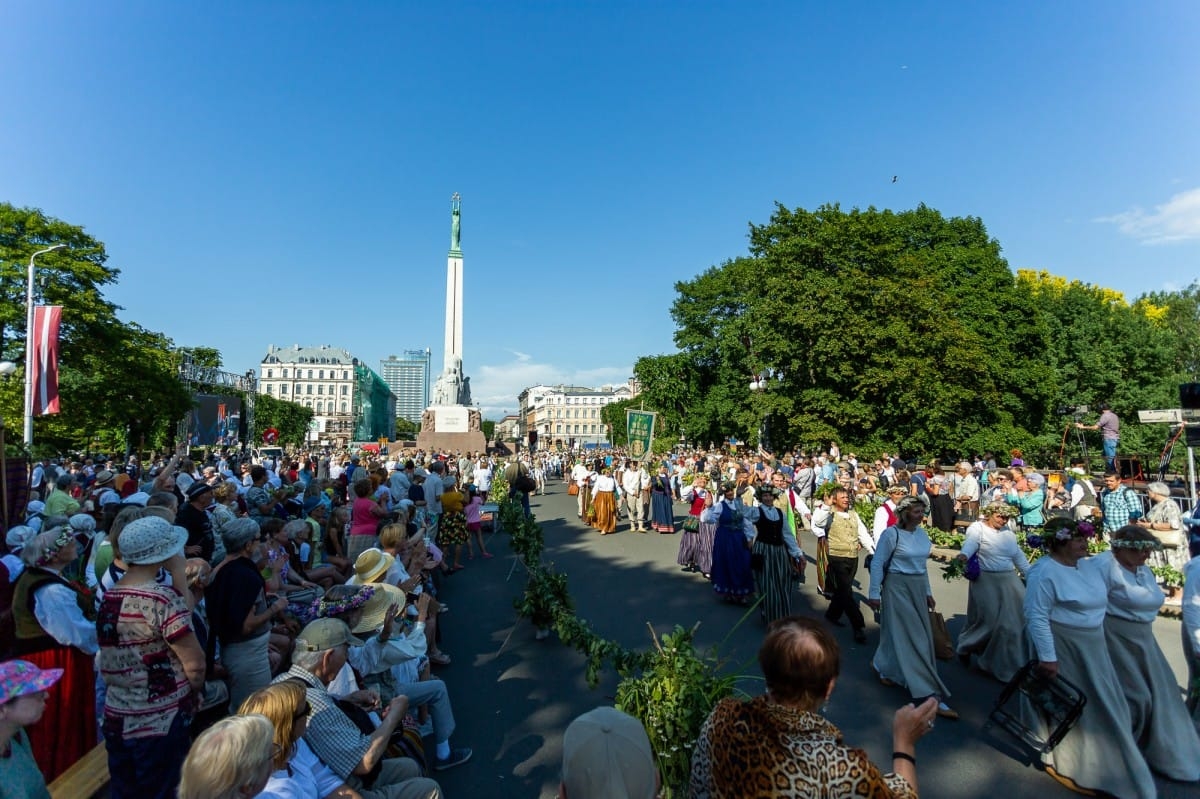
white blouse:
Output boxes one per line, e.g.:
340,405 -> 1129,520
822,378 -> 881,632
1086,551 -> 1164,623
701,499 -> 754,542
868,526 -> 932,601
960,521 -> 1030,576
746,505 -> 803,559
1184,554 -> 1200,658
593,475 -> 616,493
1024,556 -> 1108,663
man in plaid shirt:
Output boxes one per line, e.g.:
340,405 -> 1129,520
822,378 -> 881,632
1098,471 -> 1143,539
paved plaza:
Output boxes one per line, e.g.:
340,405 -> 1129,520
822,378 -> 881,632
434,481 -> 1194,798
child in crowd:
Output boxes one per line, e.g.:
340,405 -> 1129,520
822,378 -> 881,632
464,486 -> 491,560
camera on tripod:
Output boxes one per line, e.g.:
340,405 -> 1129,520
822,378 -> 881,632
1055,405 -> 1089,419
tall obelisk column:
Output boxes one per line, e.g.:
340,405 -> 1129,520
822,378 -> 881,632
444,192 -> 463,373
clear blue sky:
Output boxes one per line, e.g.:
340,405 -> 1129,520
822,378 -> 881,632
4,2 -> 1198,418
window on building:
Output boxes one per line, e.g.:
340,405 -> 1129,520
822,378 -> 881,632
266,369 -> 273,379
281,368 -> 288,378
556,424 -> 562,433
342,371 -> 348,380
305,400 -> 312,408
318,385 -> 324,395
306,384 -> 313,395
591,409 -> 597,418
340,402 -> 348,412
280,384 -> 288,394
573,424 -> 580,434
341,385 -> 348,396
590,425 -> 596,433
318,369 -> 324,379
265,384 -> 274,394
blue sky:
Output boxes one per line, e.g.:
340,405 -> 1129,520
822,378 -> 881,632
3,2 -> 1198,418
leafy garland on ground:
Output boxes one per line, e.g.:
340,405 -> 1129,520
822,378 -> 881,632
497,482 -> 738,796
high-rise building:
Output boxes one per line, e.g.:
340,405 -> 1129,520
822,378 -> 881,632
381,350 -> 432,424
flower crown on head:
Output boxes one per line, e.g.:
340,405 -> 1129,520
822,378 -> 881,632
318,586 -> 375,618
1111,537 -> 1162,551
1027,518 -> 1095,549
35,528 -> 76,568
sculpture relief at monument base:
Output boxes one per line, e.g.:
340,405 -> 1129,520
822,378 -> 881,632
417,406 -> 487,454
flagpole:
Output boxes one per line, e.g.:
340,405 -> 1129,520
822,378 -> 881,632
23,244 -> 66,449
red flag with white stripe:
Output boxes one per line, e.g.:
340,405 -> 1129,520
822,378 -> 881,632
30,305 -> 62,415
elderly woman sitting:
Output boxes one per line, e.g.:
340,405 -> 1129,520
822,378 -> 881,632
690,616 -> 937,797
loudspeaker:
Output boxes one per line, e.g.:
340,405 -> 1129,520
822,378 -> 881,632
1180,383 -> 1200,409
1186,426 -> 1200,448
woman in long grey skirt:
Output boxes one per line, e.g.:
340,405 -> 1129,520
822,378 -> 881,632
954,502 -> 1030,682
747,486 -> 804,625
1022,518 -> 1156,799
678,474 -> 716,577
867,495 -> 958,720
1090,524 -> 1200,782
1186,538 -> 1200,735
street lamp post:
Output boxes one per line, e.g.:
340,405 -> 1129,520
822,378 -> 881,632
24,243 -> 67,448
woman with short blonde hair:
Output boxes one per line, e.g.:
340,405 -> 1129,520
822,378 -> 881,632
178,714 -> 275,799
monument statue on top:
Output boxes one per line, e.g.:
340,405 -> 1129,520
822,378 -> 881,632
419,193 -> 486,453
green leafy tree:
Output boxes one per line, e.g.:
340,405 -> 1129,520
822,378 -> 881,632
662,203 -> 1056,456
481,419 -> 496,440
251,393 -> 313,446
394,417 -> 418,437
0,203 -> 194,453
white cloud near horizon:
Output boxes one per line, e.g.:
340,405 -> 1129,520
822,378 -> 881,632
472,354 -> 633,418
1097,187 -> 1200,244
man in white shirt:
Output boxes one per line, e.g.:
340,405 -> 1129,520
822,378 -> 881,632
621,459 -> 650,532
570,460 -> 592,518
873,485 -> 908,542
811,486 -> 875,643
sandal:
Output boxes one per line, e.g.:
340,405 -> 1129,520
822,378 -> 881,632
429,652 -> 452,666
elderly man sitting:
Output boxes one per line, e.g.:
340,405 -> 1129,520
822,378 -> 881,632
275,618 -> 443,799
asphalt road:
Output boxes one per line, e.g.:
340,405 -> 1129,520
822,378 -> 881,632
432,482 -> 1196,798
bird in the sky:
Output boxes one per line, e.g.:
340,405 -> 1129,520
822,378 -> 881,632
892,175 -> 898,183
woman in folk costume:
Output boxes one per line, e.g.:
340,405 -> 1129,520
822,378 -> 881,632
678,474 -> 716,576
748,485 -> 805,624
702,481 -> 754,604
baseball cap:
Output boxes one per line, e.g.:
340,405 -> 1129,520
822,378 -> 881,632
561,706 -> 657,799
295,618 -> 365,653
186,481 -> 214,500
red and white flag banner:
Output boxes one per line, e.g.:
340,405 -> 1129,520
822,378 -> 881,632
30,305 -> 62,416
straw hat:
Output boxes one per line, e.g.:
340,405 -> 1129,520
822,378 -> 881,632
348,548 -> 395,585
351,582 -> 405,634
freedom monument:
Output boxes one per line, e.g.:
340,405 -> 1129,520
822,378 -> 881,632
417,193 -> 487,453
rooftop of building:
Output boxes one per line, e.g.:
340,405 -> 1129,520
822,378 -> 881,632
262,344 -> 356,365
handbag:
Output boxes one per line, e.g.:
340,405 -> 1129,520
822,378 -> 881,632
567,483 -> 579,496
929,610 -> 954,660
964,553 -> 982,581
683,514 -> 700,533
515,474 -> 537,493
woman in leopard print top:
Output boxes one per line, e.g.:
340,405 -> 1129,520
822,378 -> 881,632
689,616 -> 937,798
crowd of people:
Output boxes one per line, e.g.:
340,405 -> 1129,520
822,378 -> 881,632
1,445 -> 535,797
556,444 -> 1200,797
2,440 -> 1200,798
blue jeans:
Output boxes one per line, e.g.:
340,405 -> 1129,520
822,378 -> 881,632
104,710 -> 190,799
1103,439 -> 1118,471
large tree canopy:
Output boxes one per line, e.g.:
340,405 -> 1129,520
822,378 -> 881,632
0,203 -> 192,454
637,202 -> 1193,464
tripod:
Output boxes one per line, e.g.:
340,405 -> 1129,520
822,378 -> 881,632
1058,419 -> 1091,472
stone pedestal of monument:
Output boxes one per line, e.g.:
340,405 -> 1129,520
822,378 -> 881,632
417,405 -> 487,454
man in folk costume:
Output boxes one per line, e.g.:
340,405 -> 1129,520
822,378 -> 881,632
873,485 -> 908,545
811,487 -> 875,644
621,459 -> 650,532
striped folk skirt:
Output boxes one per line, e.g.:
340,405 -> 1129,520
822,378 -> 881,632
752,540 -> 793,624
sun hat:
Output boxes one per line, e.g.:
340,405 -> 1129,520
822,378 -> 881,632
348,548 -> 395,586
350,583 -> 405,634
562,706 -> 657,799
124,492 -> 150,507
92,470 -> 116,487
295,618 -> 365,653
0,660 -> 63,704
118,516 -> 188,565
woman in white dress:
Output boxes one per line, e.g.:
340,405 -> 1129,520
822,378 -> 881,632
1089,524 -> 1200,782
953,502 -> 1030,682
867,495 -> 958,720
1022,517 -> 1156,798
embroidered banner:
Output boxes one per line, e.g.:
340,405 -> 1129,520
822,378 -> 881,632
30,305 -> 62,415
